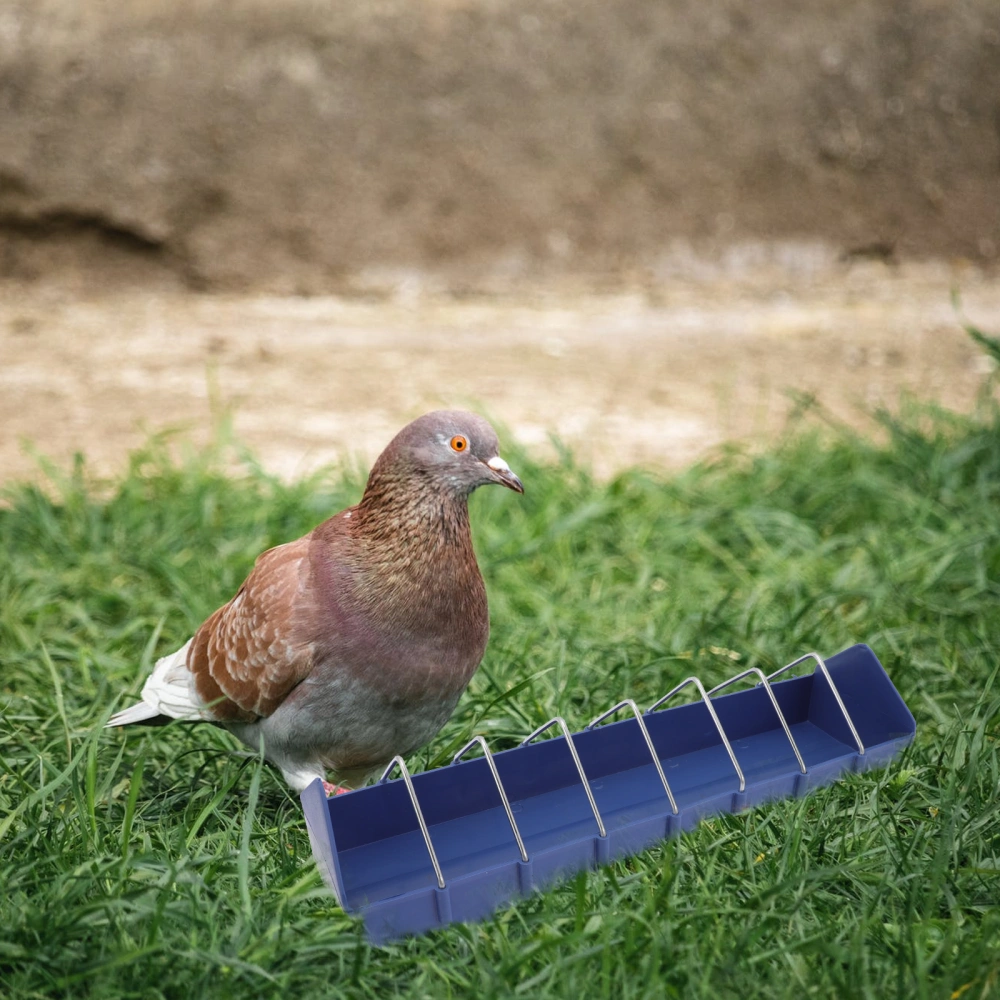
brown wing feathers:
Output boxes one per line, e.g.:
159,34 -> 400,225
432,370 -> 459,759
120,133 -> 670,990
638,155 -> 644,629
188,540 -> 314,721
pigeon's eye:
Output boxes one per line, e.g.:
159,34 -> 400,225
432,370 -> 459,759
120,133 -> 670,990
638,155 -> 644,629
450,435 -> 469,453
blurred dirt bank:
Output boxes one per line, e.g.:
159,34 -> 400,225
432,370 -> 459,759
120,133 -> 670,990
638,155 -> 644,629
0,0 -> 998,291
3,259 -> 999,485
1,1 -> 999,485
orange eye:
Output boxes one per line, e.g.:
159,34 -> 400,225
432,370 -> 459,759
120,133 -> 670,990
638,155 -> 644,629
450,435 -> 469,452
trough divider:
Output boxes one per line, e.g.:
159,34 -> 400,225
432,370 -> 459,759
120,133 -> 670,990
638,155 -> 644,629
451,735 -> 530,862
519,716 -> 607,838
586,698 -> 679,814
646,676 -> 747,792
707,666 -> 808,774
377,755 -> 446,889
767,651 -> 865,755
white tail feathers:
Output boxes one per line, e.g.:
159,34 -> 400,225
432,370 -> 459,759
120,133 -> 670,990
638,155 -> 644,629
105,701 -> 163,727
106,638 -> 210,728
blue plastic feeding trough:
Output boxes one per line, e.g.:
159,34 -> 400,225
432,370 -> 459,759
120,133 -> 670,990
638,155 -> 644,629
301,644 -> 915,943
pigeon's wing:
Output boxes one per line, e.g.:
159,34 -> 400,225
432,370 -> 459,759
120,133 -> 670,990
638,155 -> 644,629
185,537 -> 317,721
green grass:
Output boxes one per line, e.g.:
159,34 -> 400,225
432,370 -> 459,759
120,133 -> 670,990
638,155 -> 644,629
2,357 -> 1000,999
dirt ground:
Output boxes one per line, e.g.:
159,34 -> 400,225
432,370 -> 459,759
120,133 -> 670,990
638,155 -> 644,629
3,254 -> 998,487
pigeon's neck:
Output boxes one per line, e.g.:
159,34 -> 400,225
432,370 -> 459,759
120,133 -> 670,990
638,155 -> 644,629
356,468 -> 474,547
348,473 -> 485,627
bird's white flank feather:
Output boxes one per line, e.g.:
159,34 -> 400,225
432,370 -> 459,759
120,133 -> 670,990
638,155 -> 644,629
105,639 -> 212,727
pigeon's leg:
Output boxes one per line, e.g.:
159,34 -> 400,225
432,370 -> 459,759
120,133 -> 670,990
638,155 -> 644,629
322,780 -> 351,796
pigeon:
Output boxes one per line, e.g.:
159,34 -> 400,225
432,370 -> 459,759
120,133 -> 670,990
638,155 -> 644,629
106,410 -> 524,794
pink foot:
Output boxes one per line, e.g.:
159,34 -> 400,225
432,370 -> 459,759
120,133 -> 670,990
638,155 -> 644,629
322,780 -> 351,796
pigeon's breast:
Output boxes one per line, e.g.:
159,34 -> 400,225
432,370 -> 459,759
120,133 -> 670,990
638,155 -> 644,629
284,520 -> 489,768
306,529 -> 490,694
269,609 -> 486,771
315,588 -> 488,699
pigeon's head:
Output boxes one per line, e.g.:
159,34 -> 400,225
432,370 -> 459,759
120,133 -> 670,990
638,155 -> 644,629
373,410 -> 524,498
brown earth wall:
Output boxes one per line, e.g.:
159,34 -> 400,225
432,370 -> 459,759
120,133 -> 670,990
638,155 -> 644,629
0,0 -> 998,292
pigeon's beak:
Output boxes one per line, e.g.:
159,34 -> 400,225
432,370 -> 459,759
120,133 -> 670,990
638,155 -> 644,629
485,455 -> 524,494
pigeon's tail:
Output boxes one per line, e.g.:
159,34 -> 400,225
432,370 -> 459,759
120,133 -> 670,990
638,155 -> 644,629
106,637 -> 210,728
105,701 -> 168,727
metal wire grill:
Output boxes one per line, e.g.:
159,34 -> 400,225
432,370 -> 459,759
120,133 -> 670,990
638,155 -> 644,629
375,649 -> 861,889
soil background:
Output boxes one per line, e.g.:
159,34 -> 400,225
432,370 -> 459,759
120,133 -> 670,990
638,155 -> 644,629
1,1 -> 999,483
